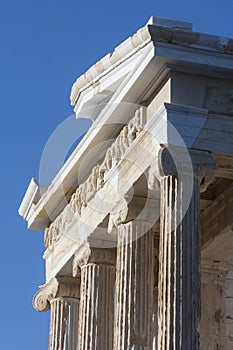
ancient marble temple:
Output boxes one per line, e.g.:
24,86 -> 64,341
19,17 -> 233,349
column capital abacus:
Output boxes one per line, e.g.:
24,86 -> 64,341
33,276 -> 81,312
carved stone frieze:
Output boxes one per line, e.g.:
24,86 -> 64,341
33,276 -> 81,312
44,225 -> 60,249
44,106 -> 147,249
44,206 -> 74,248
69,106 -> 147,213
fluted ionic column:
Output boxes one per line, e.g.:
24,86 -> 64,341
152,232 -> 159,350
74,248 -> 116,350
114,220 -> 154,350
33,276 -> 81,350
157,147 -> 216,350
49,297 -> 79,350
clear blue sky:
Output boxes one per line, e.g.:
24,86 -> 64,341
1,0 -> 232,348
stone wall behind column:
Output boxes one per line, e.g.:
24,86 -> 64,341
226,265 -> 233,350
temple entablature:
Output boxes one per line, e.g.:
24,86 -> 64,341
19,16 -> 233,350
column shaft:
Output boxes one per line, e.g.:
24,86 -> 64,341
158,173 -> 201,349
114,221 -> 154,350
49,297 -> 79,350
78,262 -> 115,350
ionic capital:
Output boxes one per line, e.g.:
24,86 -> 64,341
108,194 -> 158,232
153,145 -> 216,191
33,276 -> 81,312
189,149 -> 216,192
73,246 -> 116,273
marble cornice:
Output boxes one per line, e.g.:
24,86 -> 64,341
70,17 -> 233,107
70,25 -> 151,106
